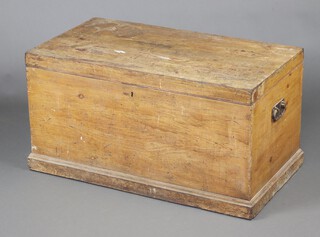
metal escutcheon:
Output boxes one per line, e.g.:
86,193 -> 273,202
272,99 -> 286,122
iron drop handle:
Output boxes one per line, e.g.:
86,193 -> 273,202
272,99 -> 286,122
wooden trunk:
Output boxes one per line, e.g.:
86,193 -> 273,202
26,18 -> 304,219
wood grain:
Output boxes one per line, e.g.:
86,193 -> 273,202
26,18 -> 303,105
26,53 -> 252,105
27,149 -> 303,219
251,63 -> 303,197
27,67 -> 251,200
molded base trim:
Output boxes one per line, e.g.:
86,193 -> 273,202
28,149 -> 304,219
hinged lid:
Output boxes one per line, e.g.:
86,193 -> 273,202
26,18 -> 303,105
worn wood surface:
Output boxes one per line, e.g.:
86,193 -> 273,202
27,67 -> 251,200
251,63 -> 303,197
26,18 -> 304,218
28,149 -> 303,219
26,18 -> 303,105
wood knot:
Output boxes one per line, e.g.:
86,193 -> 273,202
78,93 -> 85,99
269,156 -> 273,163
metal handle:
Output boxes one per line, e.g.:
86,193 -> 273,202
272,99 -> 286,122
